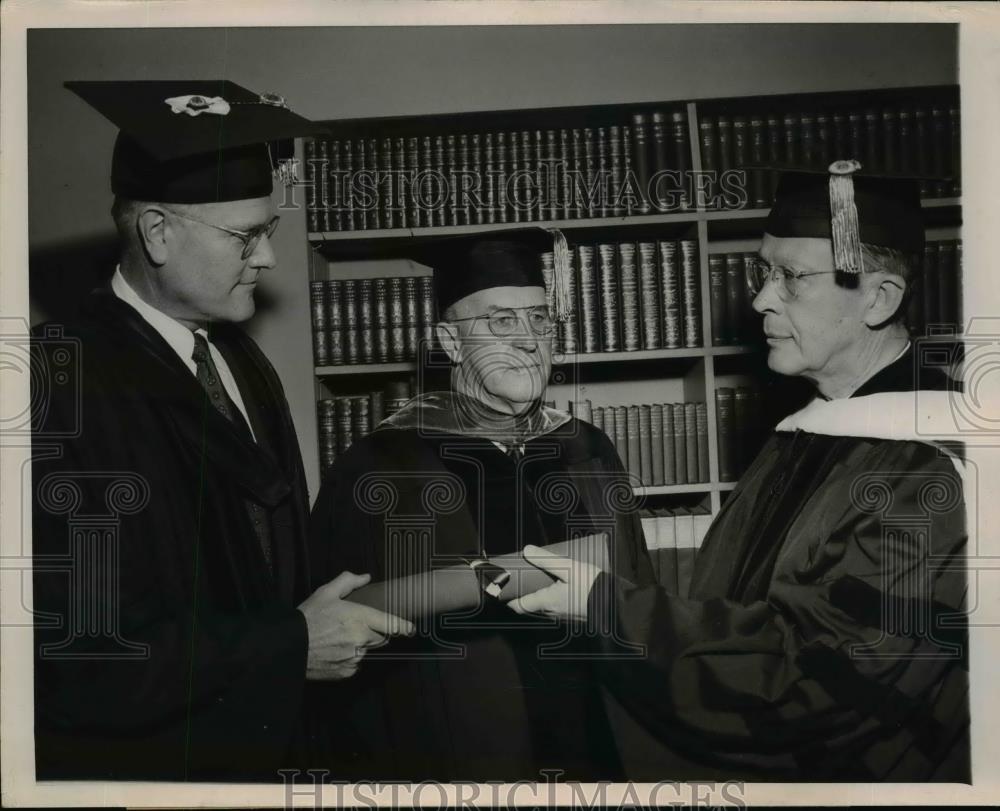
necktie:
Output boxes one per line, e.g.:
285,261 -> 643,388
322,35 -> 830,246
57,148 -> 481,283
191,332 -> 273,569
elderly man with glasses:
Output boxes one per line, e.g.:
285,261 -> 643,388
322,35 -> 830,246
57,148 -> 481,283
511,162 -> 969,781
308,228 -> 655,781
31,81 -> 414,782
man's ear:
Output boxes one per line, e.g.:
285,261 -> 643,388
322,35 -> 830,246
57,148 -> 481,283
135,206 -> 170,266
436,321 -> 462,363
864,271 -> 907,328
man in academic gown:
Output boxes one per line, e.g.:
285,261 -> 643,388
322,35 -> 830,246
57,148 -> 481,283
308,230 -> 656,781
512,162 -> 969,781
31,81 -> 413,782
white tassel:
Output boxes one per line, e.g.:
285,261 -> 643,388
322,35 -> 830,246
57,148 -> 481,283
828,160 -> 863,274
545,228 -> 573,321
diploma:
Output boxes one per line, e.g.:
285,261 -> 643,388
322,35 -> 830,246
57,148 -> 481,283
345,533 -> 610,621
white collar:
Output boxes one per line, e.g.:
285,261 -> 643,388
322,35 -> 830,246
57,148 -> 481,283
111,266 -> 197,365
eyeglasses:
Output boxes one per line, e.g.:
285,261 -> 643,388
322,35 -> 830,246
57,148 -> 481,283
745,256 -> 839,301
448,305 -> 556,338
165,208 -> 280,260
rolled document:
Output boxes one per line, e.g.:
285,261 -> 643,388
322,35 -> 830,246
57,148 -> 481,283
345,533 -> 611,621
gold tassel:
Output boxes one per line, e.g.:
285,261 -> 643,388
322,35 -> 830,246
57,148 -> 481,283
544,228 -> 573,321
828,160 -> 863,274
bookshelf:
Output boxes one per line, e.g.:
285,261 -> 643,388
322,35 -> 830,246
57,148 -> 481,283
305,84 -> 962,516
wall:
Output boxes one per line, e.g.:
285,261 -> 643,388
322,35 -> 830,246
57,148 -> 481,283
27,24 -> 958,500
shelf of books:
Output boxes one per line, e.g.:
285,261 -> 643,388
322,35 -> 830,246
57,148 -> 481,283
306,83 -> 962,515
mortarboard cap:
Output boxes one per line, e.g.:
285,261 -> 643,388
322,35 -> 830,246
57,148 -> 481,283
65,80 -> 328,203
416,227 -> 573,319
765,159 -> 926,272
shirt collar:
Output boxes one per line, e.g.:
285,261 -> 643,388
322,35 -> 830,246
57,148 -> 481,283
111,265 -> 197,364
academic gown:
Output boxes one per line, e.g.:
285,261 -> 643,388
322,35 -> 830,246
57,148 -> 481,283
31,288 -> 313,781
588,349 -> 970,781
308,407 -> 656,782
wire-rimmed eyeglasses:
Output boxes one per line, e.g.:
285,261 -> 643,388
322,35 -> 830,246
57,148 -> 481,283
745,256 -> 840,301
165,208 -> 280,260
448,305 -> 556,337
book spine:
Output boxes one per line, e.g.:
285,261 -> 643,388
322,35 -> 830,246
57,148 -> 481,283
596,127 -> 610,217
698,116 -> 717,207
495,131 -> 509,224
604,406 -> 618,465
373,278 -> 390,363
483,132 -> 496,225
545,129 -> 559,221
937,240 -> 958,329
650,403 -> 665,486
353,139 -> 368,231
341,140 -> 355,230
540,252 -> 560,354
458,133 -> 471,226
521,130 -> 535,222
832,112 -> 848,162
342,279 -> 360,364
661,402 -> 676,485
576,399 -> 593,424
716,387 -> 736,482
614,406 -> 629,472
734,386 -> 750,476
388,277 -> 406,362
683,403 -> 698,484
381,136 -> 395,230
659,240 -> 682,349
863,108 -> 879,172
624,125 -> 636,214
563,250 -> 579,354
680,240 -> 702,348
931,106 -> 949,197
848,112 -> 864,165
577,245 -> 600,353
405,136 -> 419,228
672,403 -> 687,485
609,125 -> 625,216
310,281 -> 328,366
570,128 -> 584,219
922,243 -> 939,327
619,242 -> 641,351
335,397 -> 353,453
816,112 -> 832,168
897,108 -> 913,174
446,134 -> 459,225
799,112 -> 815,166
403,276 -> 420,361
583,127 -> 598,219
725,253 -> 744,345
306,139 -> 320,233
508,132 -> 522,223
709,255 -> 727,346
631,113 -> 652,214
914,108 -> 930,197
696,402 -> 709,483
328,139 -> 343,232
317,399 -> 337,472
418,136 -> 432,228
470,132 -> 484,225
783,112 -> 800,166
732,116 -> 748,207
367,138 -> 382,230
639,405 -> 653,486
766,113 -> 782,199
351,396 -> 371,442
370,389 -> 385,429
357,279 -> 375,364
638,241 -> 662,350
627,405 -> 642,482
906,250 -> 925,338
598,243 -> 621,352
419,276 -> 436,354
955,241 -> 963,329
592,406 -> 605,436
716,114 -> 733,174
533,130 -> 545,221
950,106 -> 961,197
881,108 -> 898,174
325,280 -> 344,365
432,135 -> 447,227
749,116 -> 768,208
671,109 -> 691,210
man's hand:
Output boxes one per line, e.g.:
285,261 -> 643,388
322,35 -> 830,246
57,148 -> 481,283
297,571 -> 415,681
508,544 -> 602,623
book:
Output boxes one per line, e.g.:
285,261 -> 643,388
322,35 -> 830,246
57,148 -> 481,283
680,240 -> 701,348
432,135 -> 447,227
709,255 -> 727,345
508,132 -> 522,223
733,386 -> 751,475
406,136 -> 420,228
615,406 -> 629,473
684,402 -> 698,484
671,109 -> 692,210
388,277 -> 406,362
650,403 -> 665,487
381,136 -> 395,230
533,129 -> 545,221
672,402 -> 687,485
592,405 -> 605,436
881,108 -> 898,173
949,106 -> 961,197
732,116 -> 748,202
559,129 -> 573,221
561,249 -> 579,354
403,276 -> 420,361
626,405 -> 642,482
724,253 -> 744,344
598,243 -> 621,352
937,240 -> 958,329
604,405 -> 619,463
418,276 -> 436,354
816,112 -> 832,168
366,138 -> 381,230
317,398 -> 337,472
716,387 -> 736,482
583,127 -> 597,219
799,112 -> 815,166
325,280 -> 345,365
521,130 -> 535,222
631,113 -> 652,214
351,395 -> 371,441
749,116 -> 768,208
659,240 -> 682,349
609,125 -> 626,216
446,134 -> 459,225
470,132 -> 484,225
650,111 -> 670,210
310,280 -> 328,365
638,242 -> 662,350
577,245 -> 600,353
335,396 -> 353,453
457,133 -> 471,225
619,243 -> 641,351
495,132 -> 509,224
370,389 -> 385,429
341,139 -> 357,230
661,401 -> 676,486
305,139 -> 320,233
357,278 -> 375,364
639,405 -> 653,486
698,116 -> 717,207
574,399 -> 593,424
342,279 -> 360,364
783,112 -> 799,166
570,129 -> 584,219
696,402 -> 709,483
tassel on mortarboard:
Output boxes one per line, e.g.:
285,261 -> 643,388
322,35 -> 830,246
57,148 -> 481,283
543,228 -> 573,322
828,159 -> 864,274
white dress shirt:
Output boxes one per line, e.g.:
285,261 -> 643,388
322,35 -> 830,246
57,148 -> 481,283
111,267 -> 256,441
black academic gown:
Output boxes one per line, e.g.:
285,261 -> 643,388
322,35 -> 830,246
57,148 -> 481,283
31,288 -> 313,781
587,350 -> 970,781
308,414 -> 656,781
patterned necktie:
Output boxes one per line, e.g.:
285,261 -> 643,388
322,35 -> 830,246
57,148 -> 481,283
191,332 -> 273,569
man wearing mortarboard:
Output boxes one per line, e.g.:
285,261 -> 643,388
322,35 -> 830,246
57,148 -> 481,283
511,161 -> 970,781
31,81 -> 413,782
308,228 -> 656,780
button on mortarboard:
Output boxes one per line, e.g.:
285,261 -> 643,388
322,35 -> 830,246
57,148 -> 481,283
65,80 -> 328,203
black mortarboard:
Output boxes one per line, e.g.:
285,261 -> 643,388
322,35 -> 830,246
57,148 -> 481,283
418,227 -> 573,318
765,159 -> 926,272
65,80 -> 327,203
